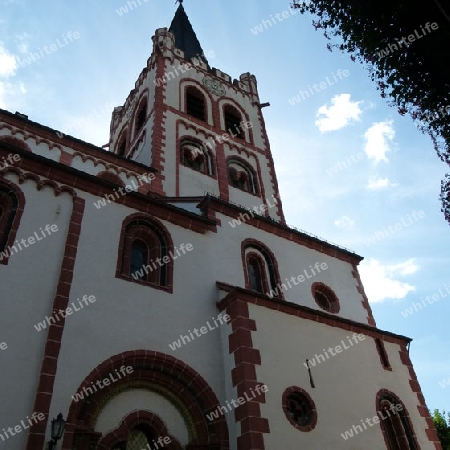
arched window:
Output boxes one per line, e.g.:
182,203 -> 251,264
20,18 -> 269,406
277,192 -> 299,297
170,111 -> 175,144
228,159 -> 257,194
377,391 -> 418,450
118,216 -> 173,289
117,132 -> 127,157
0,187 -> 19,254
135,99 -> 147,133
130,241 -> 148,280
180,140 -> 213,175
186,87 -> 206,121
242,240 -> 280,297
112,427 -> 156,450
224,105 -> 244,139
247,254 -> 266,293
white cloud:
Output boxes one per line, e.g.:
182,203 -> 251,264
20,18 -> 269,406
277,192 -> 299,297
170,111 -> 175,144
388,258 -> 420,275
364,121 -> 395,163
315,94 -> 362,132
359,258 -> 418,302
0,80 -> 27,110
14,33 -> 30,54
366,177 -> 398,190
0,42 -> 17,78
334,215 -> 355,229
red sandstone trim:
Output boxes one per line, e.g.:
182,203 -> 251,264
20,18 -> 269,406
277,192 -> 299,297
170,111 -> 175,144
115,213 -> 175,293
0,145 -> 216,236
179,79 -> 215,126
226,154 -> 261,197
96,170 -> 126,187
150,54 -> 168,195
374,338 -> 392,371
241,238 -> 284,300
59,150 -> 73,166
398,345 -> 443,449
221,297 -> 269,450
282,386 -> 317,432
375,388 -> 423,449
0,177 -> 26,265
62,350 -> 229,449
311,282 -> 340,314
216,283 -> 411,346
351,264 -> 376,326
218,99 -> 253,145
0,112 -> 157,176
253,102 -> 285,223
203,196 -> 362,265
98,410 -> 182,450
26,195 -> 85,450
0,134 -> 32,152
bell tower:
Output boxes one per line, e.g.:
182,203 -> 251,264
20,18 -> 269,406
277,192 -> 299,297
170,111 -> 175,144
109,2 -> 285,222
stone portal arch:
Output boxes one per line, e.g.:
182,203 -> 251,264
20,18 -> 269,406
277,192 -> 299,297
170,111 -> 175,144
62,350 -> 229,450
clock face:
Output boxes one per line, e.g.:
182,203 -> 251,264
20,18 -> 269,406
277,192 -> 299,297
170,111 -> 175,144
202,77 -> 225,96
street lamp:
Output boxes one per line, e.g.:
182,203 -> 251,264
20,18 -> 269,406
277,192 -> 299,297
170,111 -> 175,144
47,413 -> 66,450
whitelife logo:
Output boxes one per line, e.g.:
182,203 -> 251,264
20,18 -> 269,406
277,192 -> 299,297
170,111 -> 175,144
0,224 -> 58,261
169,313 -> 230,351
341,403 -> 404,440
93,172 -> 155,209
364,211 -> 425,247
17,31 -> 81,68
304,333 -> 366,369
228,194 -> 280,228
72,366 -> 133,402
401,284 -> 450,318
0,152 -> 21,170
288,69 -> 350,106
267,262 -> 328,298
0,412 -> 45,443
131,243 -> 193,280
206,385 -> 268,421
250,7 -> 300,35
376,22 -> 439,59
439,375 -> 450,389
34,295 -> 96,332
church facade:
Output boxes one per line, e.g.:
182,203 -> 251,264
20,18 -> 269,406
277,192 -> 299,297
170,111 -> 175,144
0,4 -> 442,449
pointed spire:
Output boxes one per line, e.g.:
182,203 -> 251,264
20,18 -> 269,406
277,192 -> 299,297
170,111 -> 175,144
169,2 -> 208,64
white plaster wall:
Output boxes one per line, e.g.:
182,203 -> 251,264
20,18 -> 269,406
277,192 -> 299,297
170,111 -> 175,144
48,193 -> 230,440
0,175 -> 73,450
178,165 -> 218,197
248,303 -> 431,449
95,389 -> 189,445
71,154 -> 104,175
0,171 -> 425,448
0,128 -> 61,162
255,152 -> 280,221
46,194 -> 368,442
214,211 -> 369,324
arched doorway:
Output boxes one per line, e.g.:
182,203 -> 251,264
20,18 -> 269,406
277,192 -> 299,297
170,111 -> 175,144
62,351 -> 229,450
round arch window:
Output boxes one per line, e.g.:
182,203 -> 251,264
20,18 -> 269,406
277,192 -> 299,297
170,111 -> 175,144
282,387 -> 317,432
311,282 -> 340,314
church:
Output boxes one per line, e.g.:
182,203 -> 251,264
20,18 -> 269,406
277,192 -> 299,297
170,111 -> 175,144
0,2 -> 442,449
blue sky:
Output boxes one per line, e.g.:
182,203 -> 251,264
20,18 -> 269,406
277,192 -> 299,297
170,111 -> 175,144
1,0 -> 449,413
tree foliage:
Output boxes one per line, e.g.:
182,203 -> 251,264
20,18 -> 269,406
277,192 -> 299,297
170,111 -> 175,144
431,410 -> 450,449
292,0 -> 450,224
